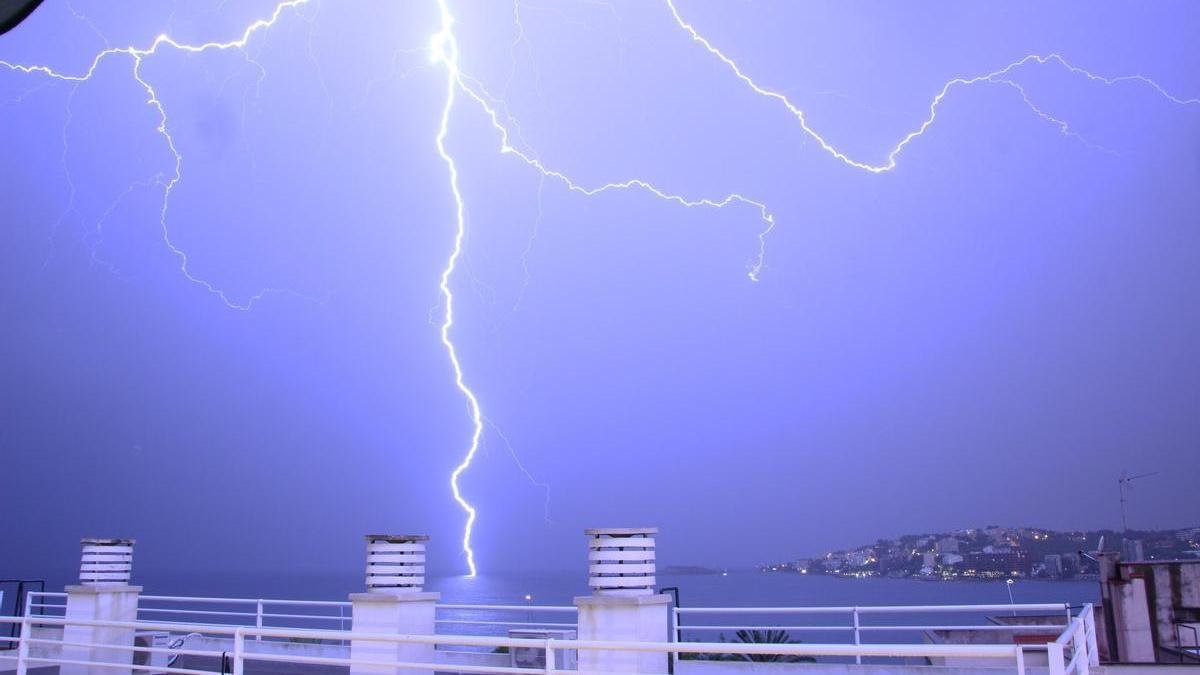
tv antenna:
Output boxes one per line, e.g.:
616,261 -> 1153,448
1118,470 -> 1158,533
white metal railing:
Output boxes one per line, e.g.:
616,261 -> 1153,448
25,592 -> 579,637
22,591 -> 65,617
675,603 -> 1079,666
11,593 -> 1096,673
1048,604 -> 1099,675
139,594 -> 353,638
0,613 -> 1034,675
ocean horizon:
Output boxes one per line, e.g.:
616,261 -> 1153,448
10,567 -> 1098,608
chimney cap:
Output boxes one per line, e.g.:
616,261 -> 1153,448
81,538 -> 135,546
585,528 -> 657,536
365,534 -> 428,543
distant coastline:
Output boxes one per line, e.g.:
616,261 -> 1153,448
762,525 -> 1199,582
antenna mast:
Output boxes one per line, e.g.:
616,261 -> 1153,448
1118,470 -> 1158,533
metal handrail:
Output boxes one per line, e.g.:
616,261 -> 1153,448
675,601 -> 1076,666
27,592 -> 579,625
0,580 -> 44,643
0,613 -> 1028,664
33,592 -> 581,613
676,602 -> 1070,614
14,592 -> 1095,675
680,623 -> 1065,632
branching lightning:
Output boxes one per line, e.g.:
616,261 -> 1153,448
512,173 -> 546,315
486,417 -> 553,524
430,0 -> 781,575
453,72 -> 779,281
3,0 -> 1197,578
428,0 -> 1200,576
664,0 -> 1197,172
1,0 -> 314,310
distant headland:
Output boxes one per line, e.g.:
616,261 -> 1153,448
762,525 -> 1199,581
661,565 -> 725,575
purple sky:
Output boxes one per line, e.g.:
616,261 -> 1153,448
1,0 -> 1198,579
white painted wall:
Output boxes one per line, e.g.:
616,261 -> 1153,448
61,585 -> 140,675
576,593 -> 670,673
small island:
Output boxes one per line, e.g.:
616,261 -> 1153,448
662,565 -> 725,575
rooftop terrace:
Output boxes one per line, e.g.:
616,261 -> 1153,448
0,529 -> 1178,675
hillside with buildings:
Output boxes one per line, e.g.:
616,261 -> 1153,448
763,525 -> 1200,581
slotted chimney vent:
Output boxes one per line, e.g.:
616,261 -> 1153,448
365,534 -> 427,593
79,538 -> 134,586
586,527 -> 657,596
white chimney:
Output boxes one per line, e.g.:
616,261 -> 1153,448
586,528 -> 657,596
364,534 -> 427,593
577,528 -> 669,673
352,534 -> 438,675
79,538 -> 134,586
65,538 -> 141,675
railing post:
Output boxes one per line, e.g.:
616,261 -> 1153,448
545,638 -> 556,675
19,587 -> 34,672
232,628 -> 244,675
670,607 -> 678,675
1047,642 -> 1066,675
1015,646 -> 1025,675
852,607 -> 862,665
1070,620 -> 1089,675
15,616 -> 30,675
1083,605 -> 1099,667
255,599 -> 264,642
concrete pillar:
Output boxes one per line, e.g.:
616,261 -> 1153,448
62,538 -> 141,675
350,534 -> 439,675
575,528 -> 670,673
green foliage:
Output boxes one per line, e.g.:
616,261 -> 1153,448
679,629 -> 816,663
726,629 -> 817,663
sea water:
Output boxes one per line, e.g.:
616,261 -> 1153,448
22,568 -> 1098,608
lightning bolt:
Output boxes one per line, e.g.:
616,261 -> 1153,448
430,0 -> 486,577
486,417 -> 553,524
431,0 -> 781,574
5,0 -> 1197,580
664,0 -> 1198,172
511,173 -> 546,316
430,0 -> 1199,575
989,77 -> 1119,156
1,0 -> 314,310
